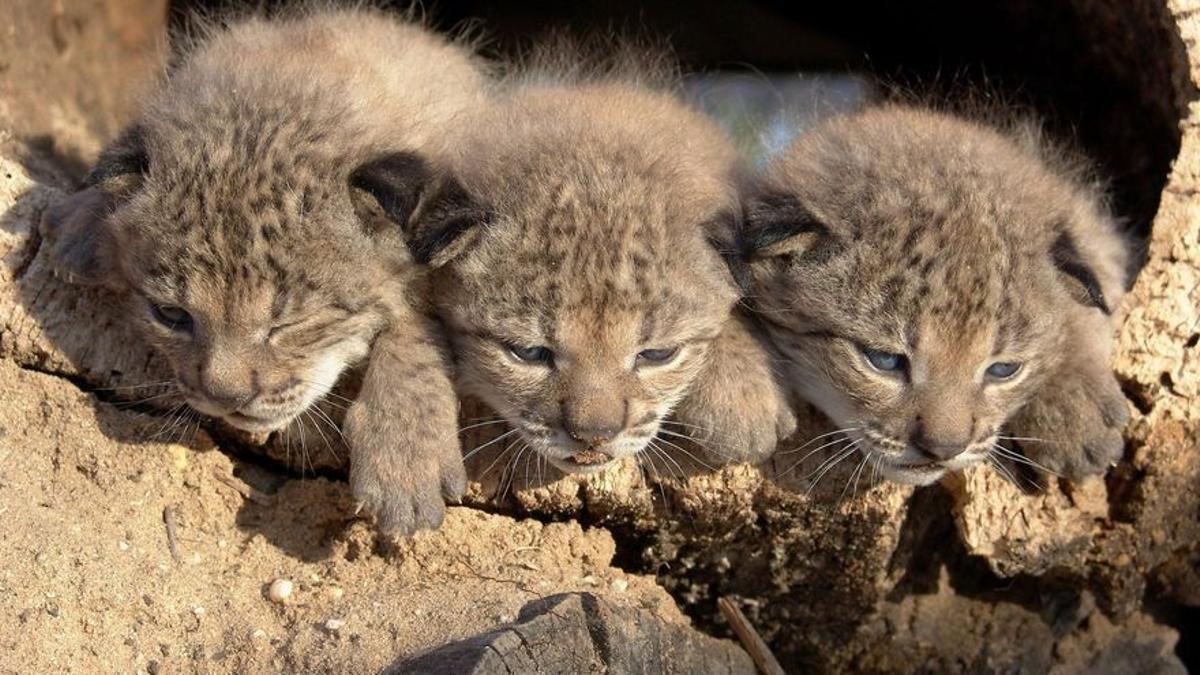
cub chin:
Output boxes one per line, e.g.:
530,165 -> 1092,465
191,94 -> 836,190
39,8 -> 490,534
742,105 -> 1130,486
404,70 -> 794,477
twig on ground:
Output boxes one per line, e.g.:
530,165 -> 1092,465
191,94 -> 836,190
211,468 -> 273,505
718,596 -> 786,675
162,505 -> 182,564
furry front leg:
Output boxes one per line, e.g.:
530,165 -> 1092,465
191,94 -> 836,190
345,309 -> 465,535
1007,313 -> 1130,481
670,312 -> 796,465
1007,365 -> 1129,481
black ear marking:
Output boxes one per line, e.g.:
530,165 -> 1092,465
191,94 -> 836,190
349,152 -> 432,233
742,190 -> 834,261
702,208 -> 750,293
85,124 -> 148,189
408,176 -> 490,267
1050,231 -> 1110,314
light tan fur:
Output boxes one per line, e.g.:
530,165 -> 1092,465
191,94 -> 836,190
39,7 -> 490,533
406,54 -> 794,475
742,105 -> 1130,485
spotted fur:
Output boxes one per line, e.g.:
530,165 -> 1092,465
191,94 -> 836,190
409,60 -> 794,475
743,105 -> 1130,485
40,8 -> 490,533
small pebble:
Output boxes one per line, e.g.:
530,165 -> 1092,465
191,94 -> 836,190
250,629 -> 267,640
610,578 -> 629,593
118,541 -> 130,551
581,575 -> 598,586
192,606 -> 205,617
327,587 -> 344,600
268,579 -> 294,604
324,619 -> 345,633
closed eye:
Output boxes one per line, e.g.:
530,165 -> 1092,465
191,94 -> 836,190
268,319 -> 308,337
635,346 -> 680,367
150,303 -> 194,333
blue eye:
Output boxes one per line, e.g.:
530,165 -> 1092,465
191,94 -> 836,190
862,347 -> 907,373
985,361 -> 1022,380
507,343 -> 553,365
151,304 -> 194,332
636,346 -> 679,365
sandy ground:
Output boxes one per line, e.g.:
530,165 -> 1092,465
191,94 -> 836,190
0,358 -> 688,673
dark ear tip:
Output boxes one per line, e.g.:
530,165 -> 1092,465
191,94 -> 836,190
1050,231 -> 1111,314
349,151 -> 432,234
86,123 -> 149,188
410,178 -> 490,266
740,190 -> 830,259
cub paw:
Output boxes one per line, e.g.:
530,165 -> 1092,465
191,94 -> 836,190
1009,371 -> 1130,482
345,403 -> 466,537
351,449 -> 466,536
672,388 -> 796,466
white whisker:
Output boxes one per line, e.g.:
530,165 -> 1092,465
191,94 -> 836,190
779,426 -> 861,455
654,435 -> 718,472
803,442 -> 861,497
462,428 -> 519,463
990,443 -> 1060,478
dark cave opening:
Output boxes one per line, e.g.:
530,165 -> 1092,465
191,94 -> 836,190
174,0 -> 1188,239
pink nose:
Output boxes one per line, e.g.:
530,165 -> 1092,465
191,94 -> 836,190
912,435 -> 968,461
567,426 -> 618,447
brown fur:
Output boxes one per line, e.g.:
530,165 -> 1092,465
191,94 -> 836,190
39,8 -> 489,533
742,105 -> 1130,484
408,61 -> 794,475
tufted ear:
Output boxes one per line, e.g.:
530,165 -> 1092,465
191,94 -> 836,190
1050,230 -> 1110,314
41,125 -> 148,288
349,151 -> 432,236
406,174 -> 490,268
349,153 -> 489,266
741,190 -> 838,262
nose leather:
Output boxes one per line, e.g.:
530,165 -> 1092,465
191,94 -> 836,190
912,436 -> 968,461
567,426 -> 619,447
199,347 -> 258,412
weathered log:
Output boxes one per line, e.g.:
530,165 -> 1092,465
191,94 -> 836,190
386,593 -> 756,674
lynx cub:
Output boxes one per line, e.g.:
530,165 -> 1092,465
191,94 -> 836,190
40,8 -> 489,533
741,105 -> 1130,485
396,57 -> 795,476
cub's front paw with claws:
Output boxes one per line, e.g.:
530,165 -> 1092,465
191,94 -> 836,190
671,313 -> 797,465
350,446 -> 466,536
1008,370 -> 1130,482
345,399 -> 466,537
673,387 -> 796,466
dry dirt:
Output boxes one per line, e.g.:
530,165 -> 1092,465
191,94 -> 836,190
0,356 -> 706,673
